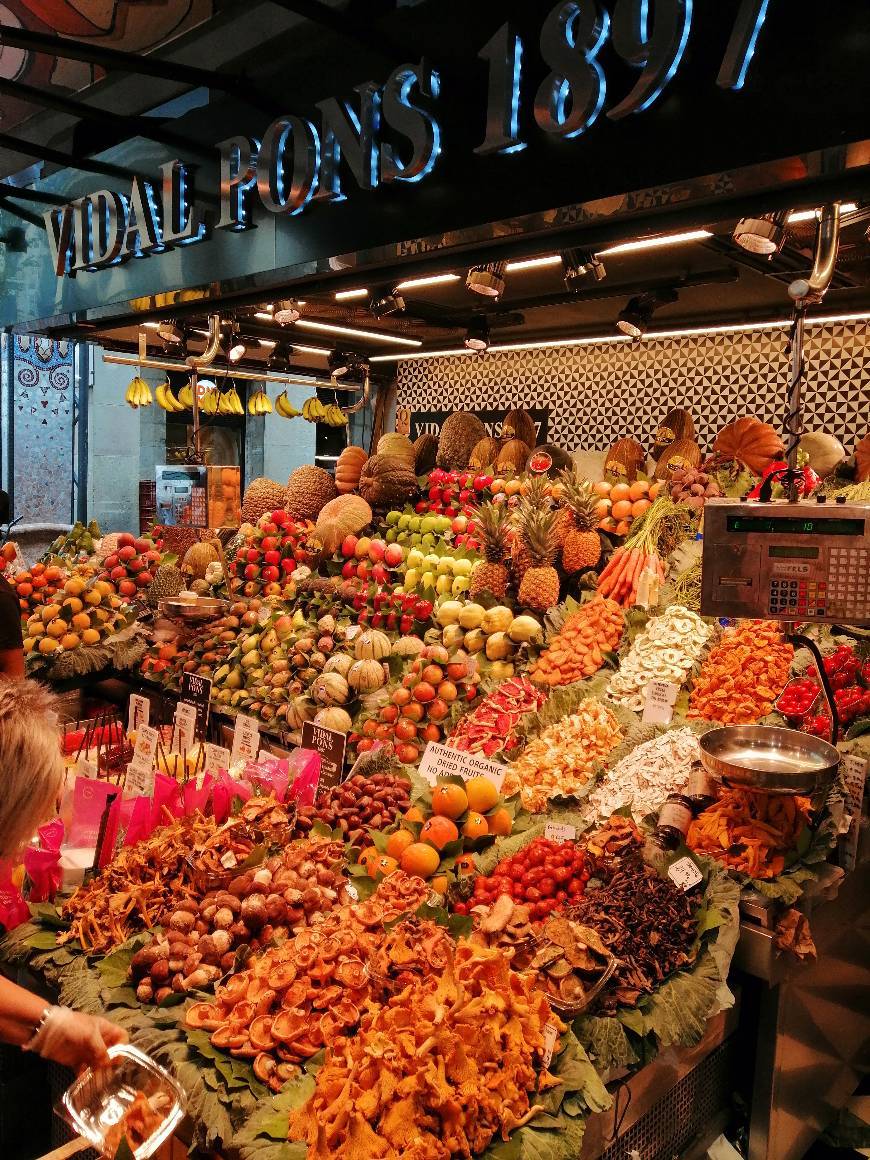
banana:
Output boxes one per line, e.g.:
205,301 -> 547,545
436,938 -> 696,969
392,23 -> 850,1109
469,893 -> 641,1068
125,377 -> 139,408
301,396 -> 317,421
229,387 -> 244,415
132,376 -> 152,407
275,391 -> 301,418
155,381 -> 179,412
218,390 -> 234,415
200,389 -> 216,415
178,383 -> 194,409
166,383 -> 185,412
259,390 -> 273,414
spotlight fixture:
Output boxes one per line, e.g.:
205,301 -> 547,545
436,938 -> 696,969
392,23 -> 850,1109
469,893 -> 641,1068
732,211 -> 789,255
267,340 -> 294,370
464,317 -> 490,352
369,290 -> 406,319
221,323 -> 247,363
616,289 -> 678,338
562,249 -> 606,290
466,261 -> 506,299
273,299 -> 301,324
157,320 -> 184,344
328,349 -> 355,378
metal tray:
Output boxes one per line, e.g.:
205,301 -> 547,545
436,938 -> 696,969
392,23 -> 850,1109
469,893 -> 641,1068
158,596 -> 227,622
698,725 -> 840,794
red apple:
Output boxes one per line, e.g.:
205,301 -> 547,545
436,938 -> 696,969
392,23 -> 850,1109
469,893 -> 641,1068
354,536 -> 371,559
341,560 -> 357,579
370,563 -> 388,585
110,566 -> 126,582
263,550 -> 280,566
384,543 -> 404,568
272,510 -> 288,527
134,537 -> 152,553
341,534 -> 358,557
117,532 -> 135,548
104,553 -> 119,570
356,561 -> 371,581
135,571 -> 152,588
261,566 -> 279,583
247,548 -> 260,563
127,556 -> 145,573
118,544 -> 137,562
367,539 -> 386,563
244,564 -> 260,581
145,550 -> 161,565
451,515 -> 468,534
118,578 -> 137,597
281,558 -> 296,573
260,536 -> 278,553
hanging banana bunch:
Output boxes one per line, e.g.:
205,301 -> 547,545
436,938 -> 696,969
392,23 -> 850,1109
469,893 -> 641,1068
247,388 -> 273,415
200,386 -> 219,415
301,396 -> 326,422
275,390 -> 301,418
178,381 -> 195,409
155,380 -> 185,412
216,385 -> 244,416
124,375 -> 153,409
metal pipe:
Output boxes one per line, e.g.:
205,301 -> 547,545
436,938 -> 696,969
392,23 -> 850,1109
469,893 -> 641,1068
0,195 -> 44,229
0,181 -> 66,205
0,24 -> 245,93
0,131 -> 154,184
102,350 -> 363,390
789,203 -> 841,307
185,313 -> 222,369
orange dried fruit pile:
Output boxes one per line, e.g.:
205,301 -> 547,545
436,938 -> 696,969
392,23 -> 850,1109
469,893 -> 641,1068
686,787 -> 810,880
687,620 -> 793,725
530,595 -> 624,687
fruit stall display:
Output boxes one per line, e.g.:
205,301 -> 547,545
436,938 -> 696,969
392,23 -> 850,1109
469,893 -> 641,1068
1,407 -> 866,1159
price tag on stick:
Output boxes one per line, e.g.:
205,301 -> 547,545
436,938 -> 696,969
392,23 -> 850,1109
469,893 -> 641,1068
127,694 -> 150,734
231,715 -> 261,767
301,721 -> 347,794
642,680 -> 680,725
544,822 -> 576,844
173,703 -> 197,755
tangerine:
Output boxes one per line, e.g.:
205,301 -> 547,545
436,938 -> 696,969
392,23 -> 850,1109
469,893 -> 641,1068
385,828 -> 415,860
610,482 -> 631,502
465,776 -> 499,813
38,637 -> 59,654
358,846 -> 380,872
461,811 -> 489,840
431,782 -> 468,819
454,853 -> 477,875
46,619 -> 67,639
374,855 -> 399,877
487,807 -> 513,836
82,629 -> 101,646
64,577 -> 85,596
404,806 -> 425,824
71,612 -> 92,632
631,498 -> 651,518
592,480 -> 612,497
430,874 -> 448,895
419,815 -> 459,850
63,597 -> 84,614
399,842 -> 440,878
611,499 -> 633,520
60,633 -> 81,650
628,480 -> 650,501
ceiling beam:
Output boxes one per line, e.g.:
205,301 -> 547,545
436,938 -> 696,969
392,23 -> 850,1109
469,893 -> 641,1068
0,181 -> 66,205
0,196 -> 45,228
0,131 -> 152,184
0,76 -> 215,160
269,0 -> 400,61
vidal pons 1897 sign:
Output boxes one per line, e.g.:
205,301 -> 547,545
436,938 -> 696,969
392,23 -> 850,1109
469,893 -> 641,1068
45,0 -> 770,278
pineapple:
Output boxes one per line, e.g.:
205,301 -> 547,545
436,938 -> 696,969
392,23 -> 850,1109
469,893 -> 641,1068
470,502 -> 511,599
559,469 -> 602,572
511,475 -> 551,582
517,507 -> 561,611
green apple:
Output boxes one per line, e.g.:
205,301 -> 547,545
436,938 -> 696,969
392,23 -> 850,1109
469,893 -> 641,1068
451,558 -> 473,577
398,514 -> 413,531
385,529 -> 397,543
451,575 -> 471,596
410,516 -> 422,532
437,558 -> 453,575
420,570 -> 436,590
385,511 -> 401,526
406,548 -> 424,569
435,574 -> 452,595
421,533 -> 435,548
423,553 -> 440,569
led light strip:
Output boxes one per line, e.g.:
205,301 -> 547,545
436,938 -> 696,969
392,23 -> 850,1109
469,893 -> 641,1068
370,311 -> 870,362
505,255 -> 563,272
597,229 -> 713,255
394,273 -> 462,290
293,319 -> 422,347
334,288 -> 369,301
788,203 -> 857,224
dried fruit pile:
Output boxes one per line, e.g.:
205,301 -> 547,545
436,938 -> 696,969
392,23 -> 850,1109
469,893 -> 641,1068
464,836 -> 591,919
128,836 -> 348,1003
567,856 -> 698,1013
448,675 -> 547,758
686,787 -> 810,879
288,941 -> 563,1159
504,700 -> 622,811
584,727 -> 702,821
531,596 -> 624,687
688,620 -> 793,724
294,771 -> 411,844
607,605 -> 713,713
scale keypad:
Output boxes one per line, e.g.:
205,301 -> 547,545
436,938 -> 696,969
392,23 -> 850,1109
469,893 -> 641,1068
768,578 -> 827,617
826,547 -> 870,619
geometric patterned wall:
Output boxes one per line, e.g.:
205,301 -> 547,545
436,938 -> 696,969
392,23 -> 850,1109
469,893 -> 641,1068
397,320 -> 870,455
11,335 -> 74,523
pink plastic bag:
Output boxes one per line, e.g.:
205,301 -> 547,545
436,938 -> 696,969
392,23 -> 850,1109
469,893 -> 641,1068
180,773 -> 215,817
286,749 -> 322,807
149,774 -> 182,830
67,778 -> 119,848
23,819 -> 65,902
211,769 -> 252,824
245,756 -> 290,802
121,795 -> 155,848
0,861 -> 29,931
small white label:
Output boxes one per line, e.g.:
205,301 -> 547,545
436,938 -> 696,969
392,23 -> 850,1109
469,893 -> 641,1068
127,694 -> 150,735
668,856 -> 703,892
231,714 -> 260,766
125,760 -> 155,799
204,743 -> 231,776
541,1022 -> 560,1069
417,741 -> 506,790
133,725 -> 159,766
173,703 -> 197,754
841,752 -> 868,872
75,757 -> 98,779
642,680 -> 680,725
220,850 -> 238,869
258,605 -> 272,626
345,882 -> 360,902
544,822 -> 577,844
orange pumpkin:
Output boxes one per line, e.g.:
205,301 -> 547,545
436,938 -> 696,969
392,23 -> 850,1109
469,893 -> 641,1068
713,417 -> 784,475
335,445 -> 368,494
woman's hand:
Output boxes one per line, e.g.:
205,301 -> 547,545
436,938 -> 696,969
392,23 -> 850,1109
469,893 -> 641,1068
30,1007 -> 128,1072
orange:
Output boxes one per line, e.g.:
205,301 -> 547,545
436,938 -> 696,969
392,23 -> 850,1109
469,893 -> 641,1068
374,855 -> 399,877
385,828 -> 415,860
594,498 -> 612,519
84,590 -> 102,606
454,853 -> 477,875
399,842 -> 440,878
40,603 -> 62,624
465,776 -> 499,813
64,577 -> 85,596
60,633 -> 81,650
487,807 -> 513,836
631,498 -> 651,518
430,874 -> 448,895
592,480 -> 612,497
63,596 -> 84,614
648,481 -> 661,501
38,637 -> 59,654
431,782 -> 468,819
71,612 -> 92,632
404,806 -> 425,825
419,815 -> 459,850
615,520 -> 631,536
628,480 -> 650,501
81,629 -> 101,646
611,499 -> 633,520
22,638 -> 34,653
358,846 -> 380,872
46,619 -> 67,639
461,811 -> 489,840
28,620 -> 45,637
610,482 -> 631,502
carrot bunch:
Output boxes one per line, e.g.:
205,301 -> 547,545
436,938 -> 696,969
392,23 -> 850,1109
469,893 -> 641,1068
686,788 -> 810,879
531,595 -> 624,686
687,620 -> 793,724
597,547 -> 664,607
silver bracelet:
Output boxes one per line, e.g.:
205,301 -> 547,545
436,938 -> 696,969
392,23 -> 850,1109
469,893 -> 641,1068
23,1005 -> 52,1051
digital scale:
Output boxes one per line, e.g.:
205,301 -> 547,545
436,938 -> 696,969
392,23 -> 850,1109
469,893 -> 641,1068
701,497 -> 870,627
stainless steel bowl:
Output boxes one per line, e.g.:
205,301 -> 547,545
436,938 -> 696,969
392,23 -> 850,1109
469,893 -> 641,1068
699,725 -> 840,794
158,596 -> 227,623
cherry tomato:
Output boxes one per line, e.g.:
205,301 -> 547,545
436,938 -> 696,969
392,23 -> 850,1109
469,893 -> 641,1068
525,885 -> 542,902
539,876 -> 556,896
568,879 -> 585,896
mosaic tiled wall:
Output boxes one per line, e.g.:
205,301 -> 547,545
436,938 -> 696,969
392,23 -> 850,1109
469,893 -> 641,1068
11,335 -> 74,523
396,321 -> 870,453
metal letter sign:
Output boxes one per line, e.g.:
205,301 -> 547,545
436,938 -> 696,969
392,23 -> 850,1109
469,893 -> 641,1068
43,2 -> 774,279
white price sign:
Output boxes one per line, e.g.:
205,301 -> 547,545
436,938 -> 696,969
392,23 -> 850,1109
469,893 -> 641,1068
127,694 -> 150,734
541,1022 -> 560,1069
203,743 -> 231,775
75,757 -> 98,780
840,752 -> 868,872
231,714 -> 261,766
642,680 -> 680,725
667,855 -> 704,892
125,759 -> 156,799
132,725 -> 159,767
173,703 -> 197,754
417,741 -> 505,790
544,822 -> 577,844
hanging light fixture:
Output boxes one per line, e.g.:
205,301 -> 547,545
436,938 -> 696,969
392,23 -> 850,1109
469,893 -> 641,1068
466,261 -> 506,298
562,249 -> 606,290
732,210 -> 789,255
464,317 -> 490,351
369,290 -> 406,318
157,320 -> 184,344
273,299 -> 302,324
267,340 -> 294,370
616,289 -> 678,337
221,322 -> 247,363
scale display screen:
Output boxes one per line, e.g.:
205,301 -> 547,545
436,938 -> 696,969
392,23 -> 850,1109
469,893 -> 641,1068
726,515 -> 864,536
768,545 -> 820,559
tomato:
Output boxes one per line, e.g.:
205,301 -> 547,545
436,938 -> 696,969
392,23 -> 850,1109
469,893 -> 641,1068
509,865 -> 525,881
556,889 -> 568,902
568,878 -> 585,896
554,866 -> 572,884
453,902 -> 468,915
524,885 -> 542,902
526,847 -> 545,867
539,876 -> 555,897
